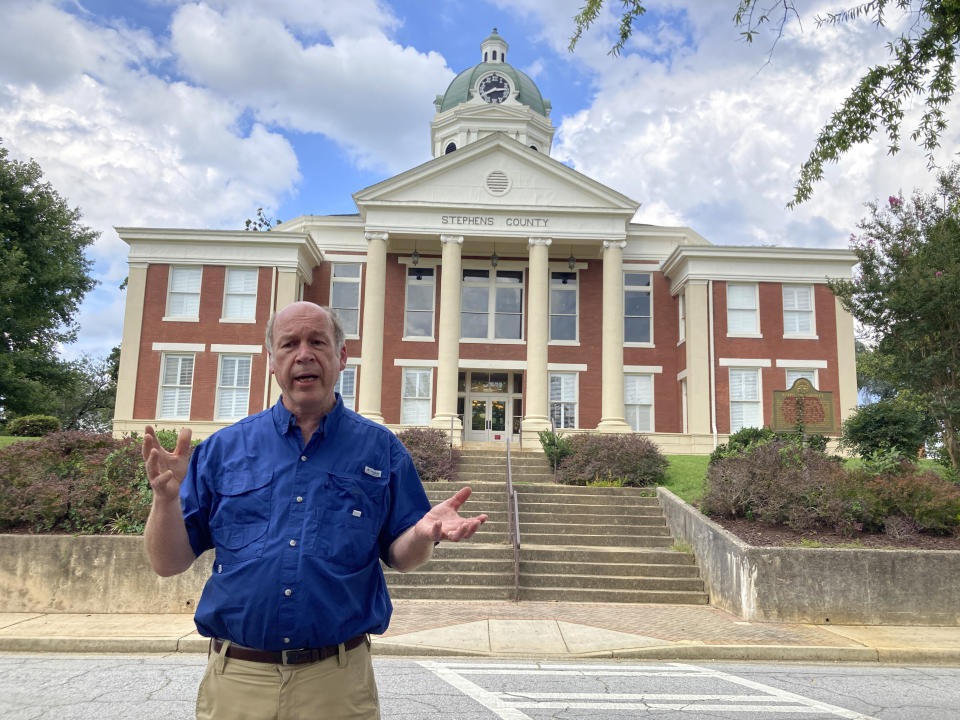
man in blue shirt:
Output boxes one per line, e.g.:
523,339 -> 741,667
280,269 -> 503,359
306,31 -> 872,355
143,301 -> 486,719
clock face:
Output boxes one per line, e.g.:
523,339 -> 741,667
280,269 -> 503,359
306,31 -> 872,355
478,73 -> 510,104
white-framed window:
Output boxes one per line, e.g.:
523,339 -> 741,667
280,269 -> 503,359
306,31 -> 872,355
550,271 -> 578,341
729,368 -> 762,432
785,368 -> 818,389
727,283 -> 759,336
401,368 -> 432,424
624,374 -> 654,432
678,292 -> 686,344
549,372 -> 577,429
216,354 -> 251,420
330,263 -> 361,337
624,272 -> 652,344
460,269 -> 524,341
404,267 -> 435,338
159,353 -> 194,419
334,366 -> 357,411
222,268 -> 258,321
165,266 -> 202,320
782,285 -> 816,337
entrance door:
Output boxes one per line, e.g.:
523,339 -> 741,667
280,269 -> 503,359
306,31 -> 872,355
469,396 -> 508,442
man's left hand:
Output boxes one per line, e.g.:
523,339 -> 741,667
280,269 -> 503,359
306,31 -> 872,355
415,486 -> 487,542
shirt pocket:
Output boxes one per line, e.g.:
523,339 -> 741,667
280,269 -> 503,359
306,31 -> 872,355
314,471 -> 388,572
210,470 -> 273,565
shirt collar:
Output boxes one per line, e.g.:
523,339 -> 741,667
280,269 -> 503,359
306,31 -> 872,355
271,394 -> 344,440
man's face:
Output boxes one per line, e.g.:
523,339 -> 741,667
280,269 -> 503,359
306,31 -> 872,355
269,303 -> 347,418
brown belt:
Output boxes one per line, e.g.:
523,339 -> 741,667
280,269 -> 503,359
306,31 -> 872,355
210,635 -> 366,665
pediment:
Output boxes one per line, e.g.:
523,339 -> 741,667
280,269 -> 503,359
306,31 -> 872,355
353,134 -> 638,216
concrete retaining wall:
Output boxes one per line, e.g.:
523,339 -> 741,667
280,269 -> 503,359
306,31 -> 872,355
0,535 -> 208,613
658,488 -> 960,626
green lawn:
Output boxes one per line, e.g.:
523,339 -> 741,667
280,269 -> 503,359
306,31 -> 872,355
663,455 -> 710,504
0,436 -> 38,449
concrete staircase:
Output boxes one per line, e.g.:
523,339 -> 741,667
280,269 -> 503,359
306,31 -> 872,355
383,446 -> 708,605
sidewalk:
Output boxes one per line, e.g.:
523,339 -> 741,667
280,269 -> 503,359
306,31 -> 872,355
2,601 -> 959,664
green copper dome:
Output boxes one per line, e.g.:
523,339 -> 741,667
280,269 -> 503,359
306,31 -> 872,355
434,32 -> 550,116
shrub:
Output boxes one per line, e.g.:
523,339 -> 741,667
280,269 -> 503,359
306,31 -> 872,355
396,428 -> 459,483
0,431 -> 152,533
538,430 -> 572,470
557,434 -> 667,487
708,426 -> 776,465
7,415 -> 61,437
840,398 -> 937,458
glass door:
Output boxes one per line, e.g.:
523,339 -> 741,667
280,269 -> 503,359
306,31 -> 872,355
469,397 -> 508,442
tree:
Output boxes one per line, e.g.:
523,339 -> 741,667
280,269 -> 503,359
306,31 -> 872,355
54,348 -> 120,433
0,141 -> 98,418
244,207 -> 277,231
569,1 -> 960,206
829,164 -> 960,468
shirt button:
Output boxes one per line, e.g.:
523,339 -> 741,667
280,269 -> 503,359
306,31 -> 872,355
296,496 -> 304,503
283,637 -> 291,644
300,456 -> 307,462
289,539 -> 297,547
284,588 -> 292,597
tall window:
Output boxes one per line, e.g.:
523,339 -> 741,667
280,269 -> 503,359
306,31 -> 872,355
624,272 -> 652,343
330,263 -> 361,336
624,374 -> 654,432
550,271 -> 577,341
460,269 -> 523,340
159,354 -> 194,419
216,355 -> 251,420
222,268 -> 258,321
782,285 -> 814,336
678,292 -> 686,344
785,368 -> 817,389
166,267 -> 202,319
335,366 -> 357,411
404,267 -> 435,338
549,372 -> 577,429
727,283 -> 759,335
401,368 -> 432,424
729,368 -> 762,432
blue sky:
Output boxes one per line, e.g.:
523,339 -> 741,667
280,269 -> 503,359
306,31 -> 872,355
1,0 -> 957,360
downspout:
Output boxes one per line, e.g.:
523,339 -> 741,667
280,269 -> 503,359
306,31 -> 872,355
264,267 -> 278,410
708,279 -> 718,449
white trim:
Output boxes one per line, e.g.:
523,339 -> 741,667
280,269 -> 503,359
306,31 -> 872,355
548,340 -> 581,347
547,363 -> 588,371
399,256 -> 440,268
783,333 -> 819,340
624,365 -> 663,374
460,338 -> 524,345
211,344 -> 263,354
345,357 -> 361,366
153,342 -> 205,352
401,336 -> 436,342
394,359 -> 439,367
459,359 -> 527,370
323,254 -> 368,263
162,316 -> 200,323
719,358 -> 771,367
676,369 -> 688,381
776,359 -> 828,369
219,318 -> 258,324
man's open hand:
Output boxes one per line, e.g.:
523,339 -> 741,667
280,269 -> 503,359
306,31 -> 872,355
142,425 -> 192,504
414,486 -> 487,543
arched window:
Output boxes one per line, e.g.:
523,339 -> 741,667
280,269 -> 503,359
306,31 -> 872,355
529,145 -> 538,152
492,50 -> 497,60
484,52 -> 488,62
445,142 -> 457,154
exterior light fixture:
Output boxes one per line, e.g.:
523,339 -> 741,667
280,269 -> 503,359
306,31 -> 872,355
490,243 -> 499,268
411,248 -> 420,266
567,253 -> 576,270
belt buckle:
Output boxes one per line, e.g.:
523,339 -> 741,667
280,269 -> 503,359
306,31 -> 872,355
281,648 -> 313,665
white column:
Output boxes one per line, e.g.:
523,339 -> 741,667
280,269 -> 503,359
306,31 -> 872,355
267,269 -> 302,406
597,240 -> 631,433
431,235 -> 463,432
522,237 -> 552,434
112,263 -> 148,435
683,281 -> 712,435
357,231 -> 388,424
834,297 -> 858,426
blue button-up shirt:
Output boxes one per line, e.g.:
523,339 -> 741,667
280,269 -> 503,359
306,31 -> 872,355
180,396 -> 431,651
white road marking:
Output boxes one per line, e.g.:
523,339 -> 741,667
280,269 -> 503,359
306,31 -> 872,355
419,661 -> 883,719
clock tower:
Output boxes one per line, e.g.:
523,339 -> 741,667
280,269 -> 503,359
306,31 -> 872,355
430,29 -> 555,158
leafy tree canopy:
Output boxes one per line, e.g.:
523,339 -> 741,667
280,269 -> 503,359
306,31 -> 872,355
829,163 -> 960,467
0,141 -> 98,418
569,1 -> 960,206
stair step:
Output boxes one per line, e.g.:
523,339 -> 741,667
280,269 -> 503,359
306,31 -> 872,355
518,587 -> 709,604
521,545 -> 695,564
519,533 -> 673,548
519,523 -> 671,537
519,560 -> 701,578
519,573 -> 704,591
384,571 -> 514,587
518,512 -> 667,526
388,585 -> 515,601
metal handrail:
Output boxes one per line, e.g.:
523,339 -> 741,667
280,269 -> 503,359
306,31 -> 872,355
505,435 -> 521,602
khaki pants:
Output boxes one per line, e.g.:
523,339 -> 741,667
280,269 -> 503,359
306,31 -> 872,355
196,639 -> 380,720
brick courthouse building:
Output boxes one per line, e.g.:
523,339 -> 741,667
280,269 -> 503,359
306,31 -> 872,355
112,31 -> 858,451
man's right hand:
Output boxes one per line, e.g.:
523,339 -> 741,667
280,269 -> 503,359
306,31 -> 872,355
143,425 -> 192,504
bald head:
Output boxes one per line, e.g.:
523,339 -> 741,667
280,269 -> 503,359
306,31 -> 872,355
265,302 -> 345,358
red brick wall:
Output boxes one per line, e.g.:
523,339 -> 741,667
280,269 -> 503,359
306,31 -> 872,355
133,264 -> 272,420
